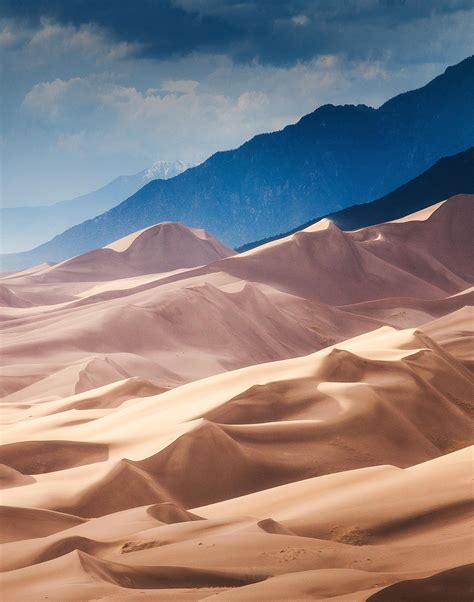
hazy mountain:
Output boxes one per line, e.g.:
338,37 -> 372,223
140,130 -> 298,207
238,147 -> 474,251
2,56 -> 473,271
0,160 -> 192,254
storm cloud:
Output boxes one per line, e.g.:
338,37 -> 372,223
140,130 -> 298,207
2,0 -> 473,65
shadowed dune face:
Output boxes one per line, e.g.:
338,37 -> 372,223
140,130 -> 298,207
0,197 -> 473,600
0,464 -> 36,489
0,506 -> 87,544
0,441 -> 109,475
367,564 -> 474,602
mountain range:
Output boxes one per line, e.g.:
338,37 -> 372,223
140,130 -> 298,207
1,55 -> 472,272
238,146 -> 474,251
0,160 -> 192,254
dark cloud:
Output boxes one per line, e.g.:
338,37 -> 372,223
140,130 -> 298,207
0,0 -> 239,59
1,0 -> 472,66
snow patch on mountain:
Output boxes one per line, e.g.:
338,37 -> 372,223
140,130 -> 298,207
142,160 -> 194,182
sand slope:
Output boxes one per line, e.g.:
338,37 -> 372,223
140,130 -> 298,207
1,322 -> 472,513
220,195 -> 473,303
1,196 -> 472,405
1,196 -> 473,600
32,222 -> 235,283
1,448 -> 471,600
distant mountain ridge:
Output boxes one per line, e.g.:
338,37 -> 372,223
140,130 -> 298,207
237,147 -> 474,251
1,160 -> 192,254
2,56 -> 473,271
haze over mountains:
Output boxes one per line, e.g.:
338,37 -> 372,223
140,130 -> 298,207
2,56 -> 472,272
0,160 -> 192,255
1,195 -> 472,600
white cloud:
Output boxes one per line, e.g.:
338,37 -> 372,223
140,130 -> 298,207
2,18 -> 140,68
21,77 -> 102,121
19,52 -> 402,169
355,62 -> 388,80
291,15 -> 310,27
96,82 -> 275,160
0,20 -> 29,49
161,80 -> 200,94
22,78 -> 80,119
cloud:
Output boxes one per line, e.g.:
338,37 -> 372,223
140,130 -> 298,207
2,1 -> 473,206
291,15 -> 310,27
0,17 -> 140,68
22,78 -> 81,120
0,19 -> 30,49
90,82 -> 276,160
0,0 -> 239,62
2,0 -> 472,66
28,18 -> 140,60
21,76 -> 107,122
18,52 -> 417,169
161,80 -> 200,94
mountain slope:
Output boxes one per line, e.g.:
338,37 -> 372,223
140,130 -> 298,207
238,147 -> 474,251
2,56 -> 473,271
0,160 -> 192,255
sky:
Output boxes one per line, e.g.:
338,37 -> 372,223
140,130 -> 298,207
1,0 -> 473,207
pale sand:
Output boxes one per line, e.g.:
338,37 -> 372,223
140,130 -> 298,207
0,195 -> 473,600
1,195 -> 472,404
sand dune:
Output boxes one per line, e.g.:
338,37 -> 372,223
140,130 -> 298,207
0,464 -> 35,489
1,324 -> 472,515
0,280 -> 386,401
1,449 -> 471,599
366,564 -> 473,602
220,195 -> 473,303
1,197 -> 472,405
0,284 -> 32,308
0,440 -> 108,475
337,287 -> 474,330
1,197 -> 473,600
197,446 -> 473,544
422,305 -> 474,368
26,222 -> 235,283
0,506 -> 86,543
